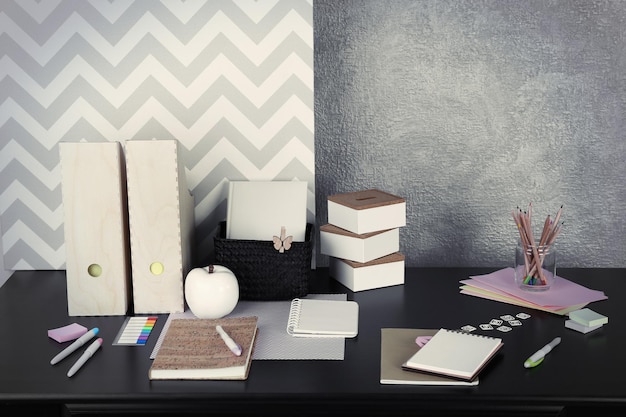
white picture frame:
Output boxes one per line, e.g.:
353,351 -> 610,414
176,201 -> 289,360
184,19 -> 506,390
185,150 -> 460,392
226,181 -> 308,242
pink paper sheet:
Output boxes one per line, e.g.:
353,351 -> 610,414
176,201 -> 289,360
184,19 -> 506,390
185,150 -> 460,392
464,267 -> 607,308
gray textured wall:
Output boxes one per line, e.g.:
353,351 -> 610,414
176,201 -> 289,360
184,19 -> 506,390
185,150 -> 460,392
314,0 -> 626,268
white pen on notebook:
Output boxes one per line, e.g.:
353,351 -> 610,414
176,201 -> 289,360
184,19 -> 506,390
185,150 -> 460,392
216,325 -> 242,356
67,338 -> 103,377
51,327 -> 99,365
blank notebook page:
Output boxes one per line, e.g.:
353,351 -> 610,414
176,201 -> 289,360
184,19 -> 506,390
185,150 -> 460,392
403,328 -> 502,380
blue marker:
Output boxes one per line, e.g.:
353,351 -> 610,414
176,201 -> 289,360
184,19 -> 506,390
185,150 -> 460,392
50,327 -> 99,365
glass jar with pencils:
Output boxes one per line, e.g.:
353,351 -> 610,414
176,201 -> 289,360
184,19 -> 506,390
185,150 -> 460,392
514,241 -> 556,291
512,203 -> 563,292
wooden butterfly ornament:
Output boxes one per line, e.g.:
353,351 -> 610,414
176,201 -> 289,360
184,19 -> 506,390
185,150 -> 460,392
273,226 -> 293,253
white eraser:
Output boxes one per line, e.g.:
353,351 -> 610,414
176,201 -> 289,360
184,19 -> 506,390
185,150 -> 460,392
565,319 -> 603,334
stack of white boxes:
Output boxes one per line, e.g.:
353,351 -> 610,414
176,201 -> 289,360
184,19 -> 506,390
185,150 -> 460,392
320,189 -> 406,292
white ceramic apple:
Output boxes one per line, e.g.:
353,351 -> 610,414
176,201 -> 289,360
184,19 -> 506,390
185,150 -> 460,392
184,264 -> 239,319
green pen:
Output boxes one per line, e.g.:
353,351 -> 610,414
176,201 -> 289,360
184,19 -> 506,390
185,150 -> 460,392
524,337 -> 561,368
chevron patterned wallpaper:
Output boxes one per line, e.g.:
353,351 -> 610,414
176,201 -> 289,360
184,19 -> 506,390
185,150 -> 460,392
0,0 -> 314,270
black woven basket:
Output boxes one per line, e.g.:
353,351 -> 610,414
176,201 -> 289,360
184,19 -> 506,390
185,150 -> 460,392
214,221 -> 313,301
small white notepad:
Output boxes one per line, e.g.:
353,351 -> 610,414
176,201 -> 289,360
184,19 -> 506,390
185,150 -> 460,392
287,298 -> 359,338
402,328 -> 503,381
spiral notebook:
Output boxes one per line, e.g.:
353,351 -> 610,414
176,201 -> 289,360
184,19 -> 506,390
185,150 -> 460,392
402,328 -> 503,381
287,298 -> 359,338
380,328 -> 479,386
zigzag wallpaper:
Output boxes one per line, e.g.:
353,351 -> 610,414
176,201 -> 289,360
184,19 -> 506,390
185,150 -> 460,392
0,0 -> 314,271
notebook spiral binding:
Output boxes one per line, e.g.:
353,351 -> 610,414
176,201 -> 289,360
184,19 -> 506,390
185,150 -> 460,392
448,328 -> 499,339
286,298 -> 304,335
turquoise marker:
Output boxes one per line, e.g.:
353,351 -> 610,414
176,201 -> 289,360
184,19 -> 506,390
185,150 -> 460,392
50,327 -> 99,365
524,337 -> 561,368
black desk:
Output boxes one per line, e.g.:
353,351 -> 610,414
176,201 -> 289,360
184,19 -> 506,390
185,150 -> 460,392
0,268 -> 623,416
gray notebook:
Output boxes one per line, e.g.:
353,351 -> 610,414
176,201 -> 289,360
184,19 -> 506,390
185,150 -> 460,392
380,328 -> 479,386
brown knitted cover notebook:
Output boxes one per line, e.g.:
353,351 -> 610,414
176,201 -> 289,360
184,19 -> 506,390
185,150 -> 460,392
149,316 -> 258,380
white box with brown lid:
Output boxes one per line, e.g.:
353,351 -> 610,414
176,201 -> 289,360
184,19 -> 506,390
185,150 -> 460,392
329,252 -> 405,292
320,223 -> 399,263
327,189 -> 406,235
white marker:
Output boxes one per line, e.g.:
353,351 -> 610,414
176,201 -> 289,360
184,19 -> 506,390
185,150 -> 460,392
67,338 -> 103,377
51,327 -> 99,365
524,337 -> 561,368
216,325 -> 242,356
